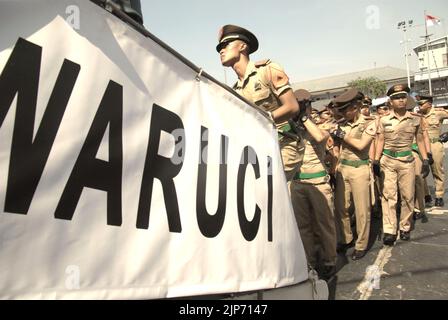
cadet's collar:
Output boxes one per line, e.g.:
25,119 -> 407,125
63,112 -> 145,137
235,61 -> 257,89
353,114 -> 367,126
342,114 -> 364,127
425,107 -> 435,117
389,110 -> 412,121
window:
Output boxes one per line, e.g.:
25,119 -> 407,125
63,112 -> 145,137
429,43 -> 445,51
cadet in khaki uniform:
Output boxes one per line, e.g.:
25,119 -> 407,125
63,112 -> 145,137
408,99 -> 434,222
412,136 -> 430,221
330,89 -> 377,260
376,104 -> 390,117
289,90 -> 336,277
373,85 -> 430,245
360,96 -> 372,117
416,95 -> 448,207
411,109 -> 432,220
216,25 -> 303,181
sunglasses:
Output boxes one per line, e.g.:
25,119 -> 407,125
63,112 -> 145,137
390,93 -> 407,100
217,40 -> 236,51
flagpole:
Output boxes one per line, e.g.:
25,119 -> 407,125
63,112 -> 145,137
424,10 -> 433,95
403,27 -> 411,88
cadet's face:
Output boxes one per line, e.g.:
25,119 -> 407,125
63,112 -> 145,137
377,107 -> 390,116
319,111 -> 331,120
390,94 -> 407,110
360,106 -> 370,116
333,108 -> 343,120
219,40 -> 244,66
340,104 -> 358,121
420,101 -> 432,113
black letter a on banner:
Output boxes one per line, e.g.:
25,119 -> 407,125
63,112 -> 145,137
55,81 -> 123,226
136,104 -> 185,232
0,38 -> 80,214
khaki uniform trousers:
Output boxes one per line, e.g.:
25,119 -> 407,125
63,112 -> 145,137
430,141 -> 445,198
413,151 -> 425,213
280,137 -> 304,182
380,156 -> 415,234
424,178 -> 431,199
290,180 -> 336,267
334,164 -> 371,251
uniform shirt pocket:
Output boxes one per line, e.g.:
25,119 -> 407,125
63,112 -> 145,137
252,87 -> 271,105
384,127 -> 395,139
403,126 -> 416,141
428,116 -> 439,127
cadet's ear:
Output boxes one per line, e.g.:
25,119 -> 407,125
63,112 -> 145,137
239,41 -> 249,53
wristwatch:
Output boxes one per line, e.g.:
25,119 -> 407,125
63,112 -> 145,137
300,115 -> 309,123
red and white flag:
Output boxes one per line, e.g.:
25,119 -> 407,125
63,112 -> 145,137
426,14 -> 441,27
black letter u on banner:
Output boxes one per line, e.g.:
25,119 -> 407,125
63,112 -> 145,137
196,126 -> 229,238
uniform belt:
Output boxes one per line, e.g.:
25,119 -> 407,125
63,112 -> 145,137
278,123 -> 292,139
294,170 -> 327,180
340,159 -> 369,168
280,123 -> 291,132
383,149 -> 412,158
430,137 -> 440,143
411,143 -> 419,152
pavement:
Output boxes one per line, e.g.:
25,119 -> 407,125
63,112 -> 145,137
331,138 -> 448,300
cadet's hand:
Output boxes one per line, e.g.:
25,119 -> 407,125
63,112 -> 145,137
427,152 -> 434,165
439,132 -> 448,143
294,102 -> 307,122
288,119 -> 300,134
421,159 -> 430,178
330,127 -> 346,140
372,160 -> 381,177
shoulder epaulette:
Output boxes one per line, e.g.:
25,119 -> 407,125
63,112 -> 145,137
255,59 -> 271,68
410,112 -> 423,117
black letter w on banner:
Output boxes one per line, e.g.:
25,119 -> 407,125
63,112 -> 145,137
0,38 -> 80,214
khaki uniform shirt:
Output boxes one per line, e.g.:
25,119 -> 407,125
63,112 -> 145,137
296,120 -> 329,184
423,107 -> 448,140
339,115 -> 377,161
378,110 -> 425,162
233,60 -> 291,129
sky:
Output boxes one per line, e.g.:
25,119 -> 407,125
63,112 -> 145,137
140,0 -> 448,85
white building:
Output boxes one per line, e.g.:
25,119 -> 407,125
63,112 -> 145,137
292,66 -> 411,110
413,35 -> 448,106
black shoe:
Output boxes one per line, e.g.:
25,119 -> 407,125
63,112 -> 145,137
425,195 -> 433,208
435,198 -> 444,207
351,250 -> 366,261
337,240 -> 355,253
383,233 -> 396,246
413,211 -> 424,220
399,230 -> 411,241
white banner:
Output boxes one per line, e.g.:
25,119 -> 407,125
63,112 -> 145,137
0,0 -> 307,299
